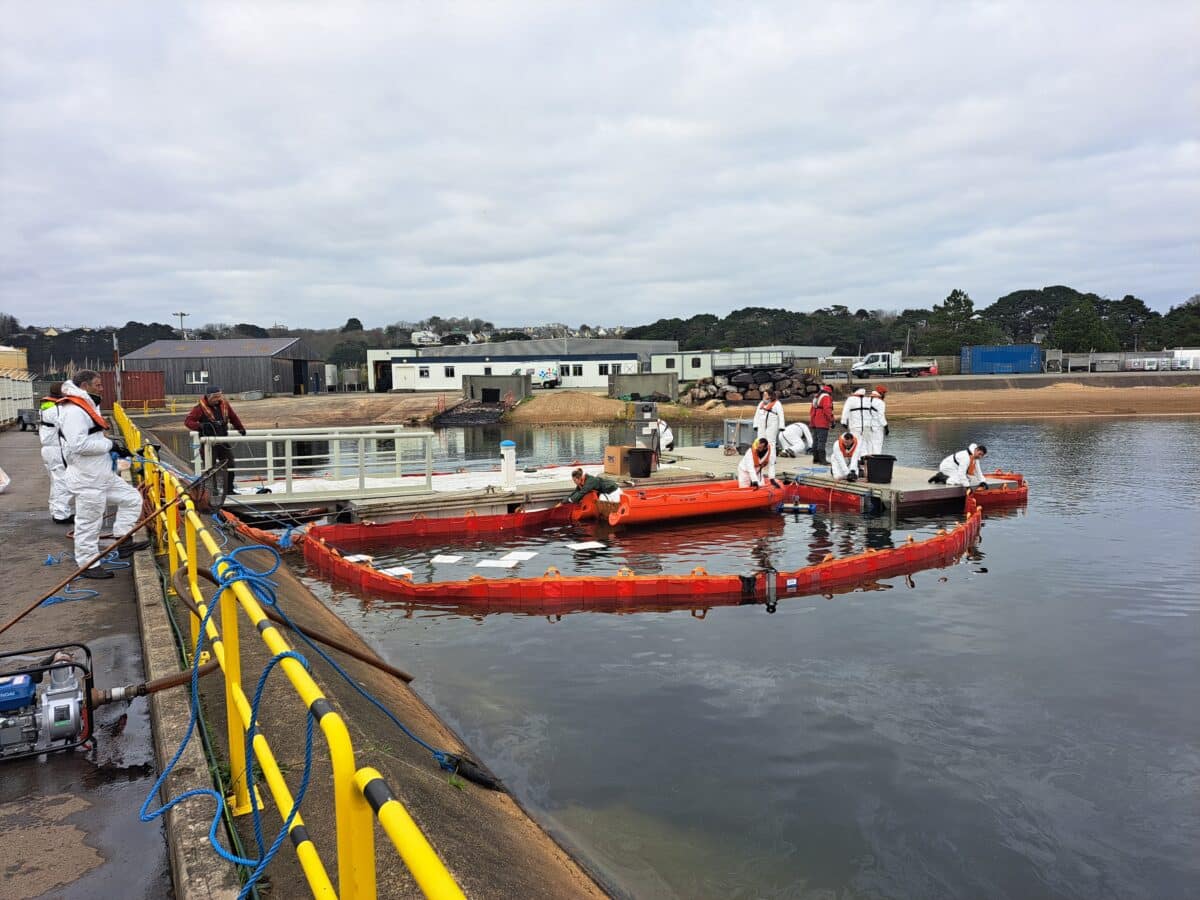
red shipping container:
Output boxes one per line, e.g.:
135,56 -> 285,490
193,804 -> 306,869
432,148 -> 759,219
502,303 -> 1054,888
97,369 -> 166,411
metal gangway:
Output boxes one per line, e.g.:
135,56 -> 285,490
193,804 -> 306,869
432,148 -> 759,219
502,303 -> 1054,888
192,424 -> 436,505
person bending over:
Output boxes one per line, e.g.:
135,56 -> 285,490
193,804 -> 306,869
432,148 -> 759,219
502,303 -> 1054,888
929,443 -> 989,488
830,431 -> 864,482
566,467 -> 623,504
738,437 -> 781,489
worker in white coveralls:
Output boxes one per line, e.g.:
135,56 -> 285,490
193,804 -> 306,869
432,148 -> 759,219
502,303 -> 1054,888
58,371 -> 148,580
38,382 -> 75,524
931,443 -> 989,488
777,422 -> 813,458
656,418 -> 674,451
840,387 -> 881,449
830,431 -> 865,482
865,386 -> 889,455
738,437 -> 780,489
752,389 -> 785,449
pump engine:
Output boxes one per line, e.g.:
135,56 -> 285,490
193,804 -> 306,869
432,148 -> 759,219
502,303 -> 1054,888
0,643 -> 94,761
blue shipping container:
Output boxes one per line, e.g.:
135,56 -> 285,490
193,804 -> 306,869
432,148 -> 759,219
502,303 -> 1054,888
960,344 -> 1042,375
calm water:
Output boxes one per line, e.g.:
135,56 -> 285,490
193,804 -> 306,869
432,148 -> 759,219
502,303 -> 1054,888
303,418 -> 1200,899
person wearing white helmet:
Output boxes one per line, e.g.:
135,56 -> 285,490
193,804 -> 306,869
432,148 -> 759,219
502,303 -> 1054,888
58,371 -> 148,579
930,443 -> 989,488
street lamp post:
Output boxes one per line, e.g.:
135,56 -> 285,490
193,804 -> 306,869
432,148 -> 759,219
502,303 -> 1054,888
173,311 -> 189,340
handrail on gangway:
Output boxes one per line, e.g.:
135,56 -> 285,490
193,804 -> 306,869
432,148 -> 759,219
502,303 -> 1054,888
191,426 -> 436,504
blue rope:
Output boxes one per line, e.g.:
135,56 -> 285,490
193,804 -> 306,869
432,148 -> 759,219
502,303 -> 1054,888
41,584 -> 100,606
213,545 -> 457,772
139,580 -> 316,899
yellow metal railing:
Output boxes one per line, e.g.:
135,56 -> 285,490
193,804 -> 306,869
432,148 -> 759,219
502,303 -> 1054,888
113,403 -> 464,900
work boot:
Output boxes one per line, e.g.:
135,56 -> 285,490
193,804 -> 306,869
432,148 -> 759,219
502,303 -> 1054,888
52,515 -> 75,525
79,566 -> 115,580
117,539 -> 152,559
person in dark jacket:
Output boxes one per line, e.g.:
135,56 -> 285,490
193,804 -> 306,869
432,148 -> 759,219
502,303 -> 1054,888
566,468 -> 622,504
184,387 -> 246,493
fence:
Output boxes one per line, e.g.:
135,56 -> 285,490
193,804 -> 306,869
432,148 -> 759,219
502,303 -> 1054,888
0,370 -> 34,426
113,403 -> 464,899
191,425 -> 435,505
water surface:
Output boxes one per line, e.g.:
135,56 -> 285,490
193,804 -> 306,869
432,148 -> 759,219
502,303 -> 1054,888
303,418 -> 1200,899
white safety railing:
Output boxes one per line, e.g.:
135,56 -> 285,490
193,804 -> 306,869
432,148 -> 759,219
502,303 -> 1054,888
191,425 -> 436,503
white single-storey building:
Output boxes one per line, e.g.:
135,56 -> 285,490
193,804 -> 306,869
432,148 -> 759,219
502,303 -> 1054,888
650,346 -> 836,380
368,338 -> 677,392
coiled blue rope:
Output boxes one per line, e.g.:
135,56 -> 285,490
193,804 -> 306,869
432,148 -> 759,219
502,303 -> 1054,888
139,578 -> 316,899
213,545 -> 457,772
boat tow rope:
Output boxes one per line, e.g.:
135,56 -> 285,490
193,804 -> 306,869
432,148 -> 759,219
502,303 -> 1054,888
213,544 -> 500,790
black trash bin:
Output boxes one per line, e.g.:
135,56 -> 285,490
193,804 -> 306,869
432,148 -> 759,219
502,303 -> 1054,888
627,448 -> 654,479
863,454 -> 896,484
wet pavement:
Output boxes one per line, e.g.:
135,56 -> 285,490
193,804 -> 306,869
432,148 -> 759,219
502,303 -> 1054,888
0,428 -> 171,900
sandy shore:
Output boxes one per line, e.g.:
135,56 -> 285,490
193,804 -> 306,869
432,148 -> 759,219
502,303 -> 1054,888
506,384 -> 1200,424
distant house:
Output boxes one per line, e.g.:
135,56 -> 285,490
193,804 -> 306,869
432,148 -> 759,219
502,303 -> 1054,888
123,338 -> 325,396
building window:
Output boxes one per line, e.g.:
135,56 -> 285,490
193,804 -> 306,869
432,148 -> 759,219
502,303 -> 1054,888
484,367 -> 492,375
598,363 -> 609,375
690,356 -> 703,369
665,358 -> 677,369
444,366 -> 455,378
185,370 -> 209,384
418,367 -> 430,378
572,364 -> 583,377
561,362 -> 571,376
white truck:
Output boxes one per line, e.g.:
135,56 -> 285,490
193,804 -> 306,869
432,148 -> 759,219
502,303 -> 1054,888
514,363 -> 561,388
851,351 -> 938,378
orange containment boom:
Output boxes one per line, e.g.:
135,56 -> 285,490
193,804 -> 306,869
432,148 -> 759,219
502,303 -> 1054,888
608,480 -> 791,527
301,496 -> 985,611
974,471 -> 1029,509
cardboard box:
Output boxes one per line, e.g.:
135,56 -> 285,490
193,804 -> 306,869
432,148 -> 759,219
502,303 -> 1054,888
604,445 -> 633,476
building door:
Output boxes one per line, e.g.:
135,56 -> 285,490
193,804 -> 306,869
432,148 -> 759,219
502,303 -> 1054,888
392,365 -> 418,391
292,359 -> 308,394
373,361 -> 393,392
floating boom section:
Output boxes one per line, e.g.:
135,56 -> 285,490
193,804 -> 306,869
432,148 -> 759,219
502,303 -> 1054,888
974,471 -> 1029,509
301,496 -> 984,610
608,481 -> 791,527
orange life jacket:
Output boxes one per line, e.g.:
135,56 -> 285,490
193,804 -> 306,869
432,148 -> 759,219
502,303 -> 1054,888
57,395 -> 110,432
751,442 -> 771,470
839,434 -> 858,461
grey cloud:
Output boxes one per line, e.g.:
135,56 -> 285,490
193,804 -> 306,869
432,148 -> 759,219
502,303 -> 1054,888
1,1 -> 1196,329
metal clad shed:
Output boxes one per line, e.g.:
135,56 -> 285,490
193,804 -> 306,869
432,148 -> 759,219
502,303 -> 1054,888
122,338 -> 325,396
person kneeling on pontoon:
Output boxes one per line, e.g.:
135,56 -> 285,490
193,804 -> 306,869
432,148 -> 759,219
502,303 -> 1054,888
778,422 -> 813,458
738,438 -> 781,489
830,431 -> 864,482
929,443 -> 989,489
566,468 -> 622,504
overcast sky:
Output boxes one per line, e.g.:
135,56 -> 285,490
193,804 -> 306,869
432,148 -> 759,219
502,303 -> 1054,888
1,2 -> 1196,330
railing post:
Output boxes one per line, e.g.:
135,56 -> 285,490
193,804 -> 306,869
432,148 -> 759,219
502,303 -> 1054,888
323,717 -> 376,899
185,510 -> 201,656
192,432 -> 202,476
164,477 -> 179,572
358,437 -> 366,491
332,436 -> 341,479
394,431 -> 402,477
220,582 -> 255,815
285,439 -> 294,494
424,434 -> 433,489
266,440 -> 275,485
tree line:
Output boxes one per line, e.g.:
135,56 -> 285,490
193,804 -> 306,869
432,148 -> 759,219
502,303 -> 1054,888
624,287 -> 1200,356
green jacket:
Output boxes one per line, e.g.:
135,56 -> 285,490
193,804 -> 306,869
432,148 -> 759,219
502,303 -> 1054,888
568,474 -> 620,503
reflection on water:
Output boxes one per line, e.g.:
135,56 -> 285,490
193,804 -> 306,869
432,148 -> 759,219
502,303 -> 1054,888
306,418 -> 1200,899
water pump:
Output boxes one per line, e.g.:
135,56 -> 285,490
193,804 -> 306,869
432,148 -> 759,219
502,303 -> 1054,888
0,643 -> 94,762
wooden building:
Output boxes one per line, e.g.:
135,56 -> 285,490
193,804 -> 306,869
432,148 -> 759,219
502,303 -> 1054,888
122,338 -> 325,396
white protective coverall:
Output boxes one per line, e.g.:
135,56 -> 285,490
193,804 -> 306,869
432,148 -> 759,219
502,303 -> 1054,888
58,381 -> 142,569
839,389 -> 880,445
38,403 -> 75,520
656,419 -> 674,452
830,434 -> 865,481
938,444 -> 986,488
778,422 -> 813,457
865,392 -> 888,456
737,444 -> 776,488
752,398 -> 785,449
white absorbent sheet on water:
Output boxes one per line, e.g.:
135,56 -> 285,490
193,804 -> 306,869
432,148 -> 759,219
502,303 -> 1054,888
567,541 -> 606,551
378,565 -> 412,577
342,553 -> 374,564
476,558 -> 519,569
501,550 -> 538,561
430,554 -> 463,564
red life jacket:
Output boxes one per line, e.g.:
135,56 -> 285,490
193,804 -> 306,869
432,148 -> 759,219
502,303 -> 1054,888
810,392 -> 834,428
